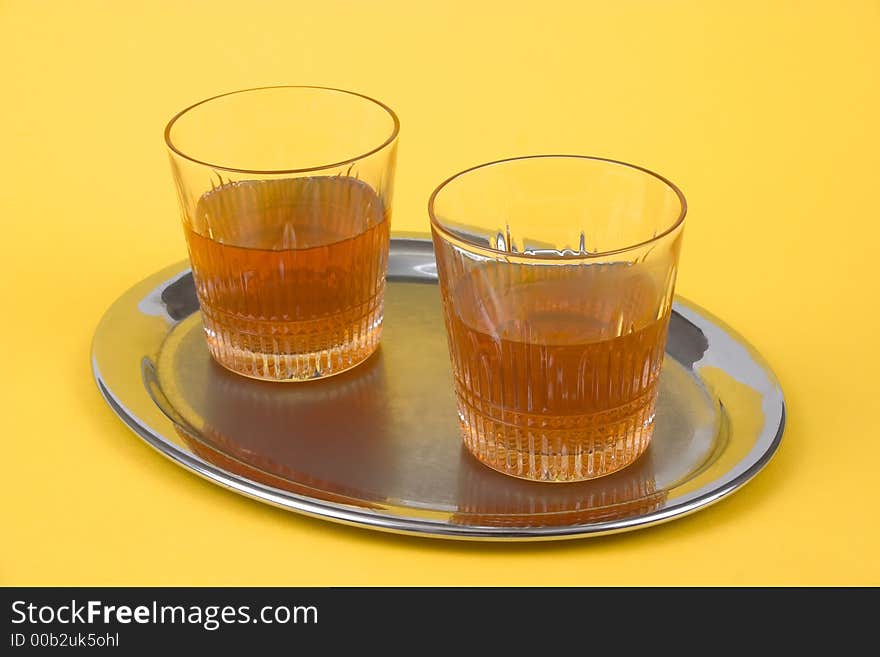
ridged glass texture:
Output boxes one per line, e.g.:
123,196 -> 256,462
185,177 -> 389,380
430,156 -> 685,482
165,86 -> 398,381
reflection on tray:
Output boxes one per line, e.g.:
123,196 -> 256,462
452,445 -> 667,527
177,426 -> 383,510
145,346 -> 396,511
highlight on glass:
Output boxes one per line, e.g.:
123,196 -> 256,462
165,86 -> 399,381
429,155 -> 686,482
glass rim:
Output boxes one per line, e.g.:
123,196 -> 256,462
428,154 -> 688,261
164,85 -> 400,175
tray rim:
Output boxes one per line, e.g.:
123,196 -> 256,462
91,236 -> 786,541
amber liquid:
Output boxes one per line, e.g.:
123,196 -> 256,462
443,261 -> 671,481
185,176 -> 389,380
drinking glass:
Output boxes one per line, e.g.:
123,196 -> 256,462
165,86 -> 399,381
429,155 -> 686,482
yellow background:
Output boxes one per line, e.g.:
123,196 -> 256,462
2,0 -> 878,585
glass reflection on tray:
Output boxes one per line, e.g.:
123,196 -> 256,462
145,339 -> 393,510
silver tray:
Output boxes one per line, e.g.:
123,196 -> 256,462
92,236 -> 785,540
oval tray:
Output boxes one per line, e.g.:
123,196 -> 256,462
92,236 -> 785,540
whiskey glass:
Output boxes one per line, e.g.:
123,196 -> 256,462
165,86 -> 399,381
430,155 -> 686,481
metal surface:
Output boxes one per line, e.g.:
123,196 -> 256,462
91,237 -> 785,540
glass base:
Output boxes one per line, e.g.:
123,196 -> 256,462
202,310 -> 383,382
457,394 -> 657,482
